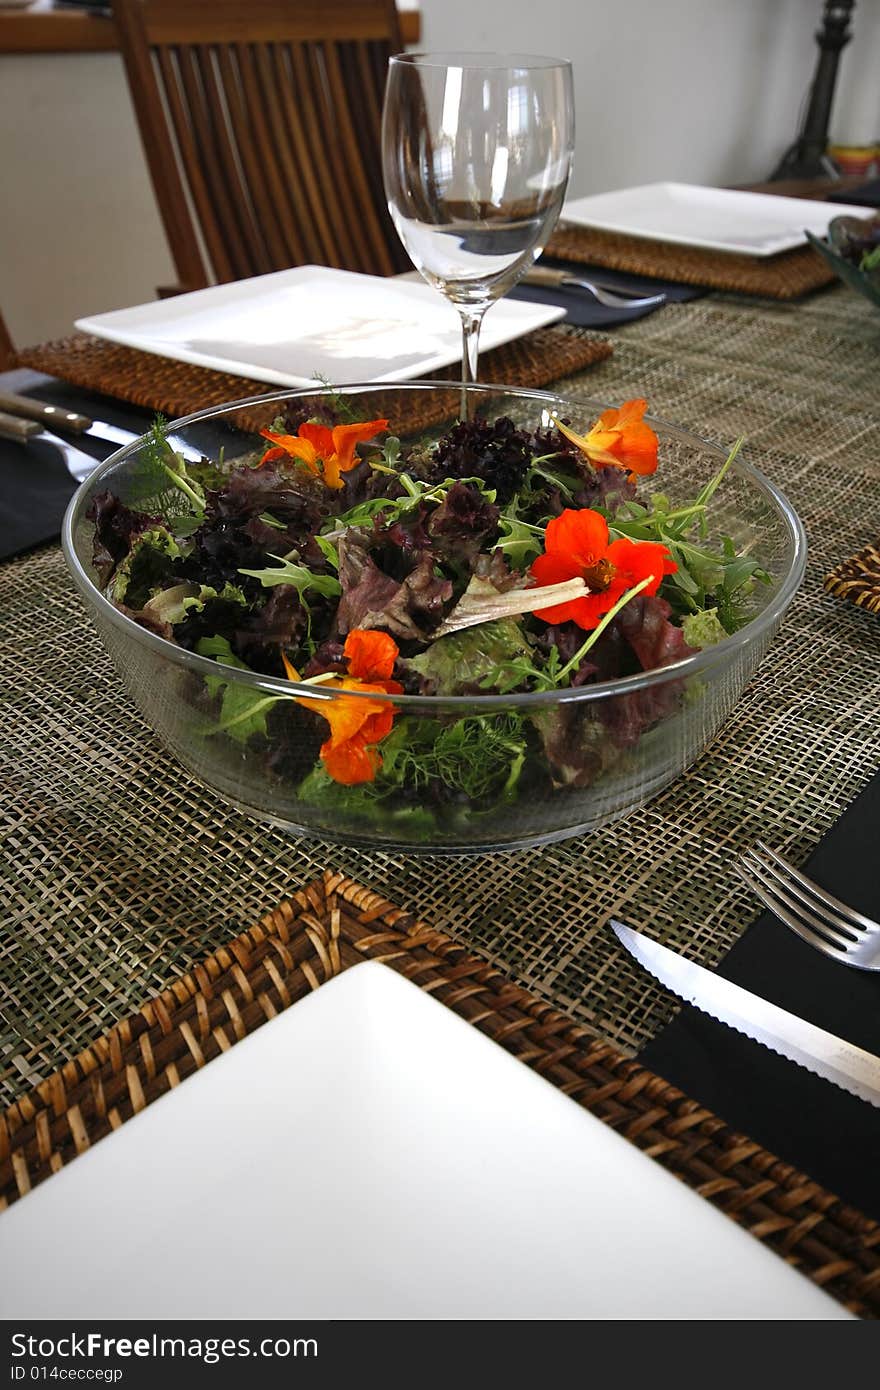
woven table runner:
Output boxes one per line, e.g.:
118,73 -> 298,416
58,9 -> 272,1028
546,223 -> 837,298
2,872 -> 878,1318
14,326 -> 611,436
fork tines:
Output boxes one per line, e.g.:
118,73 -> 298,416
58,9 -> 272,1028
736,840 -> 880,966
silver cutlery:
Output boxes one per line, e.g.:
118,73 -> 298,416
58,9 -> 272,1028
0,389 -> 141,451
0,410 -> 107,483
612,920 -> 880,1105
521,265 -> 667,309
0,391 -> 204,481
737,842 -> 880,972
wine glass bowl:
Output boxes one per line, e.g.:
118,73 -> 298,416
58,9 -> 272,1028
382,52 -> 575,390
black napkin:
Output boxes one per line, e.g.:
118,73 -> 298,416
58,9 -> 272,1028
1,439 -> 80,561
509,260 -> 704,328
0,370 -> 152,562
828,179 -> 880,207
640,767 -> 880,1220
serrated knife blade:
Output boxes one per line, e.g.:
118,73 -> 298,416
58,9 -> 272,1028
611,920 -> 880,1107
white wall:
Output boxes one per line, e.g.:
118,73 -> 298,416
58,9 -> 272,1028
417,0 -> 880,197
1,0 -> 878,348
0,51 -> 177,347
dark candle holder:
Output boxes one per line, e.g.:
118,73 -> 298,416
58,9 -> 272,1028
770,0 -> 856,180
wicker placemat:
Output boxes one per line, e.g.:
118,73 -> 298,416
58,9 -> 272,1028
546,224 -> 837,299
14,327 -> 612,437
1,870 -> 877,1318
825,539 -> 880,615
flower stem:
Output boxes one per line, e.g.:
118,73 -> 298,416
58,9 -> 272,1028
555,576 -> 653,683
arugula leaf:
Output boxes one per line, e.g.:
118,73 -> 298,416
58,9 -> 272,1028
601,440 -> 768,629
237,554 -> 341,598
495,493 -> 543,568
312,534 -> 340,570
326,473 -> 496,536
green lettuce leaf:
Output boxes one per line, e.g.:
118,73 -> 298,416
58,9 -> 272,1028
404,617 -> 532,694
681,607 -> 729,649
195,634 -> 284,743
110,526 -> 182,609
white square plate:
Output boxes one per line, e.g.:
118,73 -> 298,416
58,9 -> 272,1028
561,181 -> 874,257
0,961 -> 848,1320
74,266 -> 564,388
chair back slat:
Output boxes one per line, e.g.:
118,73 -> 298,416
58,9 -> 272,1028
250,44 -> 319,266
234,42 -> 311,271
271,44 -> 342,266
314,40 -> 395,275
154,46 -> 237,284
194,45 -> 282,275
174,46 -> 262,282
112,0 -> 405,292
289,41 -> 362,270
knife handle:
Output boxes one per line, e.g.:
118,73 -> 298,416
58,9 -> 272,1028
521,265 -> 566,288
0,411 -> 41,444
0,391 -> 92,434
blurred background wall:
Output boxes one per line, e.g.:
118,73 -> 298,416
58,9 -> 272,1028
1,0 -> 878,346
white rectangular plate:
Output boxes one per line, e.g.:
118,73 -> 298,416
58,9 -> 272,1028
561,181 -> 874,257
75,265 -> 564,388
0,961 -> 848,1320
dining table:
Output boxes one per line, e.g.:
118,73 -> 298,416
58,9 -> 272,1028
1,213 -> 879,1332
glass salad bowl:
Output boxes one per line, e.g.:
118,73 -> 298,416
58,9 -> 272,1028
62,382 -> 806,853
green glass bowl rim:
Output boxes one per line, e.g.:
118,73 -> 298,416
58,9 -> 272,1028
61,379 -> 807,713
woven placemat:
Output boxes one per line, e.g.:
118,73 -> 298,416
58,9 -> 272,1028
546,224 -> 837,299
2,870 -> 878,1318
14,327 -> 612,436
825,538 -> 880,615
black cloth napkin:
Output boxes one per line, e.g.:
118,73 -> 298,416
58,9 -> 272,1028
828,178 -> 880,207
1,438 -> 79,560
509,259 -> 704,328
641,766 -> 880,1221
0,370 -> 154,562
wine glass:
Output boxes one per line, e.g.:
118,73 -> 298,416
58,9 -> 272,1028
382,52 -> 575,411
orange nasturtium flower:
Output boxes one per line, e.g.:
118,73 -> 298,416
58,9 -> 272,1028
283,629 -> 402,785
259,418 -> 389,490
554,398 -> 659,478
530,508 -> 676,631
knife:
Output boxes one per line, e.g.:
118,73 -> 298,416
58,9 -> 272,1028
611,920 -> 880,1107
0,389 -> 141,451
0,395 -> 203,480
0,410 -> 105,482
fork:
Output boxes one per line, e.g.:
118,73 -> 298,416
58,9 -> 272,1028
736,841 -> 880,972
521,265 -> 667,309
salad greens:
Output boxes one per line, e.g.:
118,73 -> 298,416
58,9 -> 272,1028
88,398 -> 769,830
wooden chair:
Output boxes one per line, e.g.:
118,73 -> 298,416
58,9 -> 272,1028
0,309 -> 15,370
111,0 -> 411,294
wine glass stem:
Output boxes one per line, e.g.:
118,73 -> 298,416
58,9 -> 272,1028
459,308 -> 485,420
